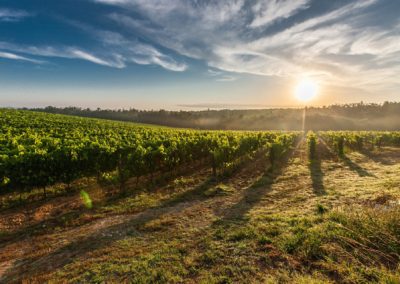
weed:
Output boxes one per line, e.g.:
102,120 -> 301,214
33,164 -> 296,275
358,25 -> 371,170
316,203 -> 328,215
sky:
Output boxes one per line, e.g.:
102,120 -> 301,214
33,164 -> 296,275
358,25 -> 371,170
0,0 -> 399,110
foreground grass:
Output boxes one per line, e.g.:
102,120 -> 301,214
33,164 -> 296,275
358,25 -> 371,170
53,205 -> 400,283
1,145 -> 400,283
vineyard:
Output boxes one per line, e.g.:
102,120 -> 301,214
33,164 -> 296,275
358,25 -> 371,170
1,110 -> 400,283
0,110 -> 298,196
319,131 -> 400,155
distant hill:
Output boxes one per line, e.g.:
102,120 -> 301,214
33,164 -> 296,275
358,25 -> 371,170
27,102 -> 400,131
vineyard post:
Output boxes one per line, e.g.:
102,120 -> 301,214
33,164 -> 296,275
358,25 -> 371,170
96,171 -> 101,184
116,150 -> 129,191
211,152 -> 217,177
269,143 -> 276,169
356,136 -> 363,151
117,156 -> 127,191
337,136 -> 344,157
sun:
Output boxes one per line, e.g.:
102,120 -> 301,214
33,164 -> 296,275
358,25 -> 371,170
295,78 -> 319,102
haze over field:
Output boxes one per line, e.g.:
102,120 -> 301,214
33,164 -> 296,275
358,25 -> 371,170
1,0 -> 399,109
36,102 -> 400,130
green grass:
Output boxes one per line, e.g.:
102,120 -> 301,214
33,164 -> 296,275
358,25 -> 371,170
1,143 -> 400,283
54,149 -> 400,283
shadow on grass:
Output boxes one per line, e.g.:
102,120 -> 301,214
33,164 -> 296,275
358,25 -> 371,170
219,143 -> 299,222
218,170 -> 276,221
0,176 -> 217,283
308,156 -> 326,196
359,148 -> 398,166
308,140 -> 328,196
341,155 -> 375,177
0,162 -> 212,246
0,155 -> 266,282
0,184 -> 81,213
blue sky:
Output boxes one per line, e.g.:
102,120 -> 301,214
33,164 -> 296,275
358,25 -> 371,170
0,0 -> 399,109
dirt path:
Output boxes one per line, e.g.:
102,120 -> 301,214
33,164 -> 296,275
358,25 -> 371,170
1,140 -> 399,283
0,150 -> 272,282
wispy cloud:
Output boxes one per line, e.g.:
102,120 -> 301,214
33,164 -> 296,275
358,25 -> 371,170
0,8 -> 30,22
0,37 -> 186,71
96,0 -> 399,94
113,41 -> 187,72
0,42 -> 125,68
207,69 -> 237,82
0,51 -> 43,63
2,0 -> 399,98
52,18 -> 187,71
250,0 -> 310,28
69,49 -> 125,68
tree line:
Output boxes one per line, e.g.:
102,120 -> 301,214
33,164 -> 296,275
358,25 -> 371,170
25,101 -> 400,131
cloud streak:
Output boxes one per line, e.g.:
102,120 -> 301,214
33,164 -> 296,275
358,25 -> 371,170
0,8 -> 30,22
207,69 -> 237,82
0,51 -> 43,63
0,42 -> 125,68
57,18 -> 187,71
1,0 -> 399,99
0,37 -> 186,71
69,49 -> 125,68
250,0 -> 310,28
95,0 -> 399,94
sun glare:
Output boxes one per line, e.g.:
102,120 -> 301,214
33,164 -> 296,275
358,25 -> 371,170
295,78 -> 318,102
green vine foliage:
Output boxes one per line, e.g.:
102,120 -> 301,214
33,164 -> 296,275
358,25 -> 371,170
0,109 -> 300,192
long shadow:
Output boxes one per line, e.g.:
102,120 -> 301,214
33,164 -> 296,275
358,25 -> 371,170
1,177 -> 209,243
308,140 -> 328,196
0,176 -> 217,282
359,148 -> 397,166
341,155 -> 375,177
218,170 -> 278,222
309,156 -> 326,196
218,143 -> 298,222
0,155 -> 266,282
318,135 -> 374,177
0,208 -> 86,244
0,162 -> 213,245
0,157 -> 209,214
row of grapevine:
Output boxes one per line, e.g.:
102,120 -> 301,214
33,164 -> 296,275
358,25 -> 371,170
0,110 -> 299,194
268,134 -> 297,167
319,131 -> 400,155
307,131 -> 318,159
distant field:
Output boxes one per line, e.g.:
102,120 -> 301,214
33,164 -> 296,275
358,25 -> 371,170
32,102 -> 400,131
1,109 -> 400,283
5,109 -> 170,129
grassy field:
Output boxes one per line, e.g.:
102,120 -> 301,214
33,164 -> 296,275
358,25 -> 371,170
1,138 -> 400,283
